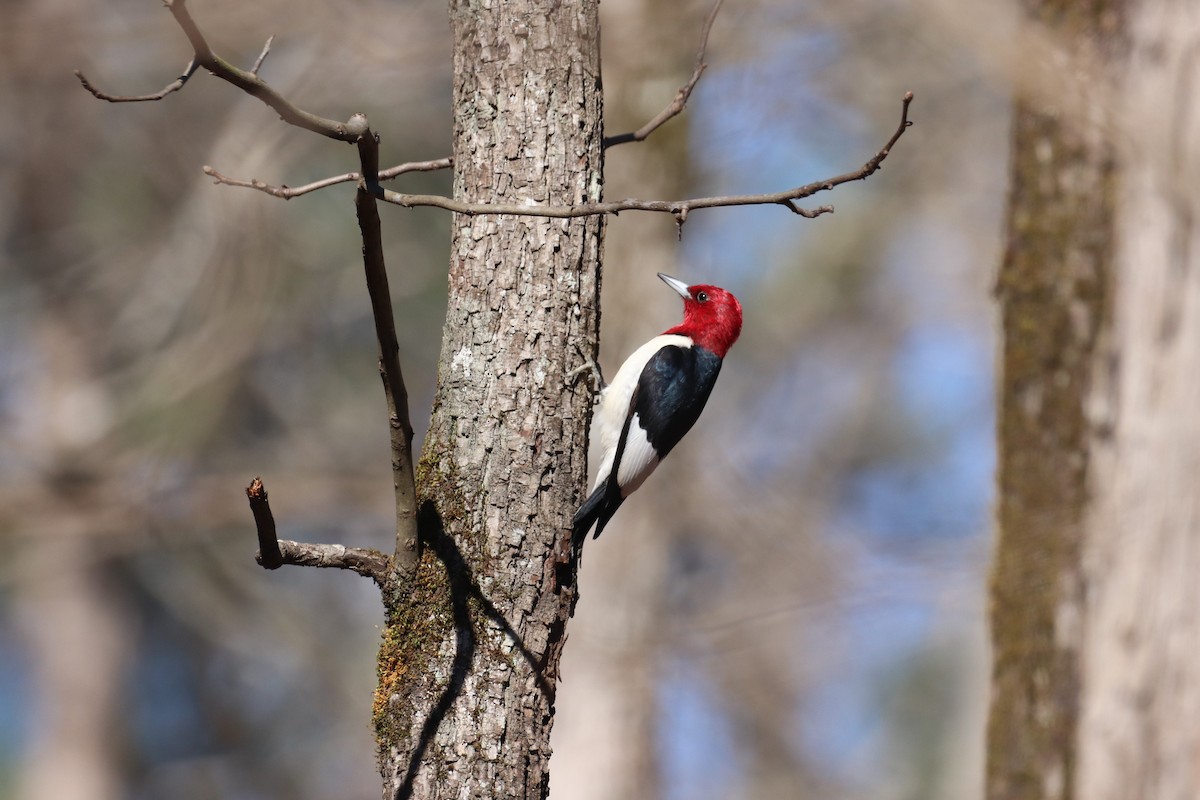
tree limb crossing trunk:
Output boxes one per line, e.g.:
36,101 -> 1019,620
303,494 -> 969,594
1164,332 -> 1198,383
372,2 -> 604,799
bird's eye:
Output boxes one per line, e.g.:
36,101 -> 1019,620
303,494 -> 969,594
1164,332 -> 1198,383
696,291 -> 709,303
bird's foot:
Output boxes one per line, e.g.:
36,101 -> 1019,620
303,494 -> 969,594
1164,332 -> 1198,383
566,356 -> 606,393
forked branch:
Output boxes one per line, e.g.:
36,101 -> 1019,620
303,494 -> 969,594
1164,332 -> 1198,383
78,0 -> 367,141
208,92 -> 915,223
372,92 -> 915,222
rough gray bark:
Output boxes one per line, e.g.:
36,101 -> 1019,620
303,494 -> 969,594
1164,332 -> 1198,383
990,1 -> 1200,799
371,2 -> 604,798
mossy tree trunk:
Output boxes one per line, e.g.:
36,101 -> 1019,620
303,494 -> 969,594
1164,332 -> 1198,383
987,2 -> 1120,793
989,1 -> 1200,799
372,2 -> 604,798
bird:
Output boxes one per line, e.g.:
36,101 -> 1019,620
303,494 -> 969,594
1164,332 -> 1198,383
572,272 -> 743,550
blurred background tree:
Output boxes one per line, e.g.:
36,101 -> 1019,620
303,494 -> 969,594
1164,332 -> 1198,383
990,2 -> 1200,800
0,0 -> 1036,798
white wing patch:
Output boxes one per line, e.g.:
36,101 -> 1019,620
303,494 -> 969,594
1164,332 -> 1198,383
615,414 -> 660,496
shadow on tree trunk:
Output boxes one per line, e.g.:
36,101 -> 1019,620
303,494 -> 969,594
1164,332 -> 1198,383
396,501 -> 560,800
395,501 -> 477,800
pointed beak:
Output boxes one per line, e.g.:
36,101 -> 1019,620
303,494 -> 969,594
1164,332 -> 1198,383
657,272 -> 691,300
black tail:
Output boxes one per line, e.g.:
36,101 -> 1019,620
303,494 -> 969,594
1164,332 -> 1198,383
571,484 -> 624,560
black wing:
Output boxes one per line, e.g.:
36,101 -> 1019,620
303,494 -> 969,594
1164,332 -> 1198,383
572,344 -> 723,552
629,344 -> 722,459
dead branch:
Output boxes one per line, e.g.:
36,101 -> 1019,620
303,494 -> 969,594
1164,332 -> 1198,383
204,89 -> 912,221
603,0 -> 725,148
203,157 -> 452,200
373,186 -> 833,220
75,0 -> 367,142
75,58 -> 198,102
370,92 -> 915,223
165,0 -> 366,141
247,478 -> 391,584
353,125 -> 420,576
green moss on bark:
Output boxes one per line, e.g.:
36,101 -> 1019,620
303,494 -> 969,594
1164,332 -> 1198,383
372,445 -> 470,764
987,3 -> 1124,797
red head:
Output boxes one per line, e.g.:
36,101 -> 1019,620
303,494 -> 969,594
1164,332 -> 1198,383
658,272 -> 743,358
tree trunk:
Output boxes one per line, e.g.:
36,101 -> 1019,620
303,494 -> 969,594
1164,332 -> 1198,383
1077,3 -> 1200,797
372,1 -> 604,798
987,6 -> 1118,790
989,1 -> 1200,799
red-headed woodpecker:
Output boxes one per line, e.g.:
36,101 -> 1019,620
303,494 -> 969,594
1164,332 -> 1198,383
573,272 -> 743,546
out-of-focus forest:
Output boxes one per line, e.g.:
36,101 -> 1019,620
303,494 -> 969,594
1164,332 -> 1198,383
2,1 -> 1007,798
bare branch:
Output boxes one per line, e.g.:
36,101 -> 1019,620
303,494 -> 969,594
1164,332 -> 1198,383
373,92 -> 914,220
251,35 -> 275,76
247,476 -> 282,566
74,59 -> 198,103
267,541 -> 392,579
76,0 -> 367,142
246,477 -> 391,584
378,158 -> 454,182
166,0 -> 367,141
354,127 -> 420,577
604,0 -> 725,148
89,0 -> 907,229
373,187 -> 827,218
202,157 -> 452,200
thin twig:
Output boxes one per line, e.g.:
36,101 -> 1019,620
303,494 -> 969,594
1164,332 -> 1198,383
378,158 -> 453,181
604,0 -> 725,148
372,92 -> 914,222
73,0 -> 369,142
74,58 -> 198,103
246,477 -> 391,584
374,182 -> 831,220
354,125 -> 420,577
167,0 -> 366,141
251,35 -> 275,76
202,157 -> 452,200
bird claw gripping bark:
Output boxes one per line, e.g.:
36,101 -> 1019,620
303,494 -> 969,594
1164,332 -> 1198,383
566,355 -> 606,394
